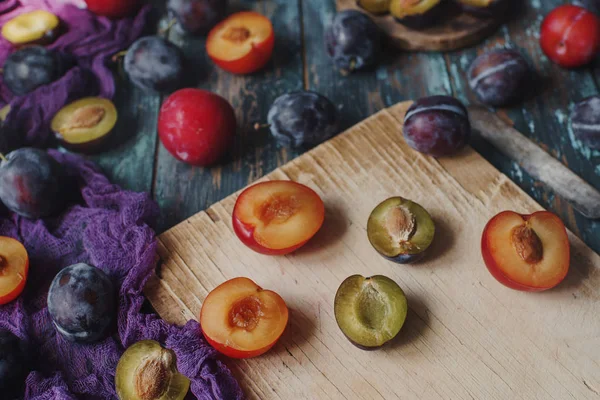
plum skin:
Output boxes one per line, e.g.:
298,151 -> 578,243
570,95 -> 600,150
267,91 -> 339,148
47,263 -> 116,343
0,330 -> 28,392
167,0 -> 227,35
124,36 -> 186,93
325,10 -> 380,73
403,95 -> 471,157
0,148 -> 70,219
468,49 -> 532,107
3,46 -> 70,96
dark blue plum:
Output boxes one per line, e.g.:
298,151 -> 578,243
124,36 -> 186,93
0,330 -> 28,392
325,10 -> 380,74
267,91 -> 339,148
167,0 -> 227,35
403,95 -> 471,157
468,49 -> 532,107
3,46 -> 70,96
47,263 -> 116,344
570,95 -> 600,150
0,148 -> 70,219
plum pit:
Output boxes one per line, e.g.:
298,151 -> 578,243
511,225 -> 543,264
229,296 -> 263,331
116,340 -> 190,400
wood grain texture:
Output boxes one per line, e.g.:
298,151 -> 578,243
146,102 -> 600,400
337,0 -> 502,51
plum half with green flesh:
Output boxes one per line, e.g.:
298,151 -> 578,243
1,10 -> 62,46
116,340 -> 190,400
51,97 -> 117,153
335,275 -> 408,349
390,0 -> 444,29
455,0 -> 510,17
357,0 -> 391,14
368,197 -> 435,264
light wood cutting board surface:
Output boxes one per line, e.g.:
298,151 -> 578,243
145,102 -> 600,400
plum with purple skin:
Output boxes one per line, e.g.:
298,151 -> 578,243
468,49 -> 532,107
124,36 -> 186,93
403,95 -> 471,157
0,148 -> 70,219
0,330 -> 28,393
3,46 -> 70,96
167,0 -> 227,35
267,91 -> 339,148
455,0 -> 511,18
570,95 -> 600,150
325,10 -> 380,74
48,263 -> 116,344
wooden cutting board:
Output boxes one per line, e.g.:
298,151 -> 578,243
145,102 -> 600,400
337,0 -> 503,51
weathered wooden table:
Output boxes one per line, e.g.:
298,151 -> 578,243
93,0 -> 600,254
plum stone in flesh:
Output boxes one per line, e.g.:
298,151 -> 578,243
47,263 -> 116,343
267,91 -> 339,148
570,95 -> 600,150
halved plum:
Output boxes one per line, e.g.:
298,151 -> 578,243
115,340 -> 190,400
233,180 -> 325,255
1,10 -> 61,46
389,0 -> 444,29
367,197 -> 435,264
51,97 -> 117,153
200,277 -> 289,359
206,11 -> 275,75
481,211 -> 570,291
335,275 -> 407,349
0,237 -> 29,306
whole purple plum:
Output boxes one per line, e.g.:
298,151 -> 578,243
403,95 -> 471,157
0,148 -> 70,219
167,0 -> 227,35
47,263 -> 116,344
468,49 -> 532,107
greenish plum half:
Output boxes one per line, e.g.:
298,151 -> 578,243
334,275 -> 408,349
367,197 -> 435,264
116,340 -> 190,400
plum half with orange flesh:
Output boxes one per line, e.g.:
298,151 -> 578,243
390,0 -> 445,29
335,275 -> 408,349
115,340 -> 190,400
481,211 -> 570,291
0,237 -> 28,306
233,180 -> 325,255
368,197 -> 435,264
1,10 -> 62,46
200,277 -> 289,359
51,97 -> 117,153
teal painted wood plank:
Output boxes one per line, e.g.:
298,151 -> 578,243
153,0 -> 304,232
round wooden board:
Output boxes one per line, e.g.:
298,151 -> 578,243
337,0 -> 503,52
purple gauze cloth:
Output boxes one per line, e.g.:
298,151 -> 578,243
0,0 -> 149,148
0,150 -> 244,400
